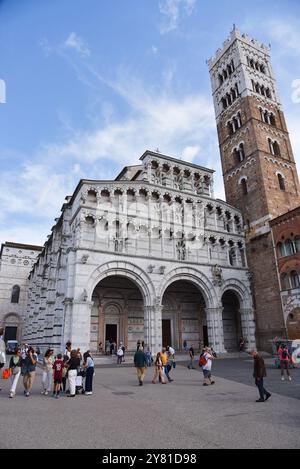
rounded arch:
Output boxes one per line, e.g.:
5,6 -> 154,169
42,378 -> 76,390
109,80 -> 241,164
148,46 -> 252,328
220,279 -> 252,309
158,267 -> 217,308
87,261 -> 155,307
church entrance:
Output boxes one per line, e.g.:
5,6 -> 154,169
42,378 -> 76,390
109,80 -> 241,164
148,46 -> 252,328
162,280 -> 206,351
90,276 -> 144,352
162,319 -> 171,348
222,290 -> 242,352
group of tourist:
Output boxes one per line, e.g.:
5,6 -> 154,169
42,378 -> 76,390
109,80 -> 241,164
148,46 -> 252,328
134,345 -> 176,386
0,335 -> 95,399
0,326 -> 296,402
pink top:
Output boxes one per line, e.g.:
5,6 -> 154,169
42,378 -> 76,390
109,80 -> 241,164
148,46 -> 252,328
278,347 -> 290,361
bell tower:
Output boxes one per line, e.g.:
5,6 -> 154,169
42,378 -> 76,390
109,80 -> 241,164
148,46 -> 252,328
208,27 -> 300,349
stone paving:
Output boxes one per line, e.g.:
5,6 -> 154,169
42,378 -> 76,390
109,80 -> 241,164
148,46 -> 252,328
0,358 -> 299,449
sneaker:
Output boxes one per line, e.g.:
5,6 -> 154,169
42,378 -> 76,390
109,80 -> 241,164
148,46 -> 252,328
41,390 -> 45,395
9,392 -> 14,398
288,376 -> 292,382
281,376 -> 285,381
25,392 -> 30,397
265,393 -> 271,401
256,398 -> 265,402
44,391 -> 49,396
210,381 -> 215,385
55,394 -> 59,399
203,383 -> 209,386
67,394 -> 76,397
85,392 -> 93,395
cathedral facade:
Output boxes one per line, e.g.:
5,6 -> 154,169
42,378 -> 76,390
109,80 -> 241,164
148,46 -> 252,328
22,150 -> 256,354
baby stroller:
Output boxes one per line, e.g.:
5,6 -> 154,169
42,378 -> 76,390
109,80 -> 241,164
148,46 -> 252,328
76,368 -> 86,394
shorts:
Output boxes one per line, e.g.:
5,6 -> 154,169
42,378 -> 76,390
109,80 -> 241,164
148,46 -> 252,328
54,378 -> 62,385
203,369 -> 212,379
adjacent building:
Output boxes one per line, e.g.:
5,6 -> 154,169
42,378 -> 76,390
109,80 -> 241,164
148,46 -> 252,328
0,242 -> 42,342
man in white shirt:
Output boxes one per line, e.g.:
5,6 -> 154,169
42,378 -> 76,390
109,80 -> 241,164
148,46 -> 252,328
201,347 -> 215,386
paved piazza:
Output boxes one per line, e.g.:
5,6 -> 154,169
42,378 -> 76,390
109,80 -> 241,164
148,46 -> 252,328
0,357 -> 299,449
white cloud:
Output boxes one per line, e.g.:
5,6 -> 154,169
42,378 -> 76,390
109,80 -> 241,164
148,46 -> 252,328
64,32 -> 90,57
159,0 -> 197,34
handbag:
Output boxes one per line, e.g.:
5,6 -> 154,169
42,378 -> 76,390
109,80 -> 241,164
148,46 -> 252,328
2,368 -> 11,379
12,366 -> 21,375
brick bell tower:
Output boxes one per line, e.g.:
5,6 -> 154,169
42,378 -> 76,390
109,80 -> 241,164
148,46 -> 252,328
208,26 -> 300,350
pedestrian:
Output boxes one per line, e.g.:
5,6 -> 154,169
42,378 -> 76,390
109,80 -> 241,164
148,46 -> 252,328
83,350 -> 94,395
66,349 -> 80,397
252,350 -> 271,402
239,337 -> 245,352
188,345 -> 195,369
105,340 -> 110,355
21,346 -> 38,397
9,347 -> 22,398
117,345 -> 124,365
65,341 -> 72,359
152,352 -> 167,384
134,347 -> 148,386
121,343 -> 126,362
160,348 -> 169,382
200,347 -> 215,386
165,348 -> 174,382
110,340 -> 114,355
278,343 -> 292,382
98,342 -> 103,354
145,347 -> 153,367
0,327 -> 6,392
61,354 -> 69,394
52,353 -> 64,398
41,348 -> 54,395
183,339 -> 188,351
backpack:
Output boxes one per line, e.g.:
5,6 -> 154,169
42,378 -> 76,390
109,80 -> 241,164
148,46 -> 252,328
199,354 -> 207,367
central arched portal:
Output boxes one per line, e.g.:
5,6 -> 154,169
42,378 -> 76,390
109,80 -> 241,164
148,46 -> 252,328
222,290 -> 242,352
90,276 -> 144,352
162,280 -> 207,351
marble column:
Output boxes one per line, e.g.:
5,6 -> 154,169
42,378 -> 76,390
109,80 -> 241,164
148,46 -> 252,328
144,301 -> 163,353
240,308 -> 256,351
205,307 -> 226,354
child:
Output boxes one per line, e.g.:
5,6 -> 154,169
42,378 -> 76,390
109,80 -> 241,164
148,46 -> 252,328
52,353 -> 64,398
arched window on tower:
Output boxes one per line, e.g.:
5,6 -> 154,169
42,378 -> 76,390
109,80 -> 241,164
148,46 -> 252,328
278,174 -> 286,191
270,113 -> 276,126
238,143 -> 245,162
291,271 -> 300,289
268,139 -> 280,156
240,178 -> 248,195
266,88 -> 272,99
11,285 -> 20,304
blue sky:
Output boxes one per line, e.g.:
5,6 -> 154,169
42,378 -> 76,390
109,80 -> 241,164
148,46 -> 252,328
1,0 -> 300,246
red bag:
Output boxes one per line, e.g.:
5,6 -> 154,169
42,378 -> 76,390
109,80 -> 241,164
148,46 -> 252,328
2,368 -> 11,379
199,354 -> 207,367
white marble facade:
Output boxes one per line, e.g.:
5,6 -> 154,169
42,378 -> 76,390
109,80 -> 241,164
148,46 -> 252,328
22,150 -> 256,354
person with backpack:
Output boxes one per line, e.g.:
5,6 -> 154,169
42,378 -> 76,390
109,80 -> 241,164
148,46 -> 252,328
52,353 -> 64,398
9,347 -> 22,398
199,347 -> 215,386
278,344 -> 292,381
